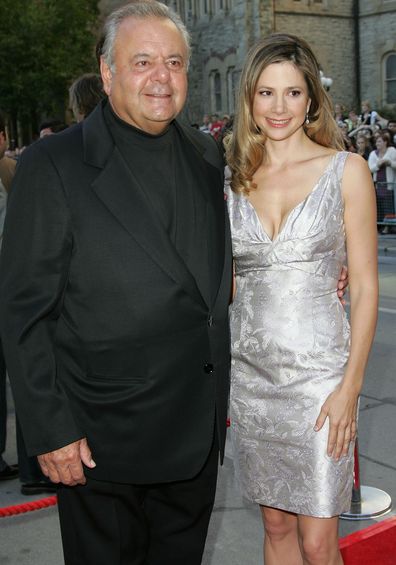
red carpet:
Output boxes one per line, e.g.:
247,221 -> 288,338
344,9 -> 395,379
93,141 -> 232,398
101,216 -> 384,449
340,516 -> 396,564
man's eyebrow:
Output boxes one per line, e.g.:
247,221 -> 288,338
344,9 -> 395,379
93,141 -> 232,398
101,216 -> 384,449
131,52 -> 152,59
130,52 -> 185,60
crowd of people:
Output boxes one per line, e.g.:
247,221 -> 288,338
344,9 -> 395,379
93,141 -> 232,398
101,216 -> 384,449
0,2 -> 385,564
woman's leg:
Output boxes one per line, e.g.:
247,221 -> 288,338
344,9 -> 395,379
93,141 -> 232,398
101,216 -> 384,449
260,505 -> 302,565
297,514 -> 343,565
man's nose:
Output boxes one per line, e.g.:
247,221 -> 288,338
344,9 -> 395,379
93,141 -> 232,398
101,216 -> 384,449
150,62 -> 170,82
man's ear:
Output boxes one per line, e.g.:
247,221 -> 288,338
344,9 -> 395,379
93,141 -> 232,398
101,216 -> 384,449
100,56 -> 112,96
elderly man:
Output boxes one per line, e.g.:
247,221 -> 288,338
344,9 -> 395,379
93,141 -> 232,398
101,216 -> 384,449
0,2 -> 231,564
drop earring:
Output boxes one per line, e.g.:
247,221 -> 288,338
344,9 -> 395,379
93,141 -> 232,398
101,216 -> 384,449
305,113 -> 310,125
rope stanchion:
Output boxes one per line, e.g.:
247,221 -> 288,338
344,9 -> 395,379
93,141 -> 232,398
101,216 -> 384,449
340,438 -> 392,520
0,495 -> 57,518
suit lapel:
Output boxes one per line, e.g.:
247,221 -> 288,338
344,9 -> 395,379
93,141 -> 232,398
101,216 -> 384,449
176,123 -> 226,309
91,146 -> 207,307
83,104 -> 225,309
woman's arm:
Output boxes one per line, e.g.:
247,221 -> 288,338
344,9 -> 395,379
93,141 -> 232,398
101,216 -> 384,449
315,154 -> 378,460
385,146 -> 396,170
367,150 -> 379,173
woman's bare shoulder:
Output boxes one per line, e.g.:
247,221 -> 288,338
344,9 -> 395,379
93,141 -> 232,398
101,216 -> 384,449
342,152 -> 373,198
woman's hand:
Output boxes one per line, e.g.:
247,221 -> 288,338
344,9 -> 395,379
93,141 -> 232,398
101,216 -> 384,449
337,265 -> 348,305
314,384 -> 359,460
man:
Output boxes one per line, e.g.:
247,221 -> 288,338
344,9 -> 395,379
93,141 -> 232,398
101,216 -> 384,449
0,111 -> 55,494
68,73 -> 105,122
387,119 -> 396,146
0,115 -> 16,194
0,2 -> 231,564
0,111 -> 18,482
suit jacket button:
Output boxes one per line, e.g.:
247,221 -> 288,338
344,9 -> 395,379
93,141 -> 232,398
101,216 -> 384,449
204,363 -> 214,374
207,315 -> 213,327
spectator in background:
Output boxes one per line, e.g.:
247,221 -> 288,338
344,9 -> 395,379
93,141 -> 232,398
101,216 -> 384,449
199,113 -> 211,134
356,134 -> 371,160
39,119 -> 68,138
338,120 -> 356,152
345,109 -> 360,133
0,111 -> 18,482
69,73 -> 105,123
0,112 -> 16,193
209,113 -> 223,140
359,100 -> 386,128
386,119 -> 396,146
368,130 -> 396,231
333,102 -> 346,124
0,111 -> 57,495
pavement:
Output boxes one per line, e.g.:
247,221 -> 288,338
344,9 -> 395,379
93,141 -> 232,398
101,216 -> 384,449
0,235 -> 395,565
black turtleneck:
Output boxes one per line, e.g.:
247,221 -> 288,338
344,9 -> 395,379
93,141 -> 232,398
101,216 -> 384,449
103,101 -> 210,304
104,101 -> 178,240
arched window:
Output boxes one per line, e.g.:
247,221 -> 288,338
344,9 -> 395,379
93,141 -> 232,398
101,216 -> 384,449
384,53 -> 396,104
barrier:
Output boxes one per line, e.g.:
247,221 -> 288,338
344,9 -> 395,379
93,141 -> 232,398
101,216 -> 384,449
375,182 -> 395,233
340,439 -> 392,520
0,495 -> 57,518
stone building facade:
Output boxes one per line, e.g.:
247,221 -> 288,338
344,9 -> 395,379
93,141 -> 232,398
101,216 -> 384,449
99,0 -> 396,123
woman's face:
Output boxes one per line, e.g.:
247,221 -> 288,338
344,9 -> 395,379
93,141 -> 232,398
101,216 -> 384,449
376,137 -> 386,151
356,137 -> 366,151
252,61 -> 311,143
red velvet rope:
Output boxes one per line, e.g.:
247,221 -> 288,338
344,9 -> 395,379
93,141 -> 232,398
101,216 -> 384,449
0,495 -> 57,517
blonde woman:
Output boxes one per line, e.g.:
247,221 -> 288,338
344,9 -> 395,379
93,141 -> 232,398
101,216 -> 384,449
225,34 -> 378,564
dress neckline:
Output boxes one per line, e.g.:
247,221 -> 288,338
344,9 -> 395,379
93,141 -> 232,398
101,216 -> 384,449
243,152 -> 339,243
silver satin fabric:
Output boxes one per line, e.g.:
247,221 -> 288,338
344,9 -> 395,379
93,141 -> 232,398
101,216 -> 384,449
226,151 -> 354,517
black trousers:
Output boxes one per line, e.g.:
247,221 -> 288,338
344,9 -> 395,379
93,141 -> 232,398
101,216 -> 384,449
57,436 -> 219,565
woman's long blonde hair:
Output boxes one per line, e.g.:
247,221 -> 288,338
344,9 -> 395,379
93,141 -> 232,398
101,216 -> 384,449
225,33 -> 344,194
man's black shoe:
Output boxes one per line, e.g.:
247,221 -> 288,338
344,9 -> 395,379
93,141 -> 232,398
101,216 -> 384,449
0,464 -> 19,481
20,481 -> 58,496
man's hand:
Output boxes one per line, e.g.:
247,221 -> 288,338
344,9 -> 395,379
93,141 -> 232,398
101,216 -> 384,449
38,438 -> 96,486
337,265 -> 349,306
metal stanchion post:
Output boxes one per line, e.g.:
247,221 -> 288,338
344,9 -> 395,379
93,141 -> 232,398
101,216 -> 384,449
340,438 -> 392,520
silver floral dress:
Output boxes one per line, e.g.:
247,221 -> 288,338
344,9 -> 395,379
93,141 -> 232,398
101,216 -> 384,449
226,151 -> 354,517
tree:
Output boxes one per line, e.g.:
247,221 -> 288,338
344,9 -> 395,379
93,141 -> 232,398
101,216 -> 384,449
0,0 -> 100,143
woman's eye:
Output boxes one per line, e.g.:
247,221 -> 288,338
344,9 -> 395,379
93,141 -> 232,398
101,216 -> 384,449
290,90 -> 302,97
258,90 -> 271,96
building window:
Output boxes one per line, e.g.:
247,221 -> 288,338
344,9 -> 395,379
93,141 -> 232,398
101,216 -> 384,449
385,53 -> 396,104
201,0 -> 209,14
210,71 -> 222,112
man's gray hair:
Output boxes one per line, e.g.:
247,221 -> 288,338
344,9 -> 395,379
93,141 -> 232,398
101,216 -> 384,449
101,1 -> 191,72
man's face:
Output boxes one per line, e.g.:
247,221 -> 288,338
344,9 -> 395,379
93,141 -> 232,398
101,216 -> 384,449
101,16 -> 188,135
0,131 -> 7,159
388,121 -> 396,133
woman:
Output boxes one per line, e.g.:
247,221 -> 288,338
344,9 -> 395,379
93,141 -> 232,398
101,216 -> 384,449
368,131 -> 396,231
359,100 -> 383,127
355,134 -> 371,160
225,34 -> 378,564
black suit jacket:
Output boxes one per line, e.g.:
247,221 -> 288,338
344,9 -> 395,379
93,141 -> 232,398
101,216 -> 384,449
0,103 -> 232,483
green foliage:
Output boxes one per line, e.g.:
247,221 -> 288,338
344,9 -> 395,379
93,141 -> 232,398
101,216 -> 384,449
0,0 -> 100,124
